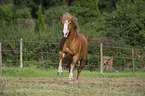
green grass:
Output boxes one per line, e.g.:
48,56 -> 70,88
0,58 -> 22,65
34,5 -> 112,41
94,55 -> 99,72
2,67 -> 145,78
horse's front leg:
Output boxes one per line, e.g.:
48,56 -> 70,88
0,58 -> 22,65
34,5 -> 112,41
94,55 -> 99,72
57,52 -> 65,75
68,56 -> 78,80
69,63 -> 74,80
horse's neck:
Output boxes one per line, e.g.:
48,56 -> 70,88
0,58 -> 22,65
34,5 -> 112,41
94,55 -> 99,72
67,27 -> 78,43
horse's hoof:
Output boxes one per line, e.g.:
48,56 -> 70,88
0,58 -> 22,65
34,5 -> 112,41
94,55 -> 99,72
68,77 -> 74,81
57,72 -> 63,76
69,81 -> 73,84
75,80 -> 79,83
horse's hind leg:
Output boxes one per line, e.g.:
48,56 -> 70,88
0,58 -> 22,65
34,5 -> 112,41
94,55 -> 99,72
67,59 -> 72,73
76,59 -> 85,80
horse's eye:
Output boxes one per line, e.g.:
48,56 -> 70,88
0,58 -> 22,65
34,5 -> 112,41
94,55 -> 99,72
69,22 -> 71,25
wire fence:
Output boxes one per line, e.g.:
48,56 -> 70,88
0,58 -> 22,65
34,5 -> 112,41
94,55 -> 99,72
0,38 -> 144,73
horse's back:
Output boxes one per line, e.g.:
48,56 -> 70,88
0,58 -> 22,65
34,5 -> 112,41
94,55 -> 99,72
78,33 -> 88,48
78,33 -> 88,58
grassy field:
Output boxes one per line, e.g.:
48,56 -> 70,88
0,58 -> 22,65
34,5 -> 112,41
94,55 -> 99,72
0,67 -> 145,96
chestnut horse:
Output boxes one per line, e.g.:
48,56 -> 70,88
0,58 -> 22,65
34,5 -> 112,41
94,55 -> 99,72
57,13 -> 88,81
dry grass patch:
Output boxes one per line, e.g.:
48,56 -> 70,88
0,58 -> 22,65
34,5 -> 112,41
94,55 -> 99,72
0,77 -> 145,96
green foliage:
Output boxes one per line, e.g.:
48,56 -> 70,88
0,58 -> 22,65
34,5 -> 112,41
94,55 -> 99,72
0,4 -> 14,23
0,4 -> 31,24
75,0 -> 100,16
91,0 -> 145,47
115,0 -> 145,47
98,0 -> 117,12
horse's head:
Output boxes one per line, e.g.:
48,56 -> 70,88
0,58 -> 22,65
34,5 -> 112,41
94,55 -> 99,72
61,13 -> 79,38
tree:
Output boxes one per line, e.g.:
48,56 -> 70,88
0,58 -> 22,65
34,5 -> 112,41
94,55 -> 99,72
35,5 -> 46,32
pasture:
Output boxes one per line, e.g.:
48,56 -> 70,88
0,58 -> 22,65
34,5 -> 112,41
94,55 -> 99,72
0,68 -> 145,96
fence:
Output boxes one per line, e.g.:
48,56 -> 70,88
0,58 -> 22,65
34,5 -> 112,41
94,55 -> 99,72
0,38 -> 145,76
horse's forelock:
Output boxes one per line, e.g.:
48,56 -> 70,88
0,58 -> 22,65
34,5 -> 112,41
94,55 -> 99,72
62,13 -> 72,21
62,13 -> 79,32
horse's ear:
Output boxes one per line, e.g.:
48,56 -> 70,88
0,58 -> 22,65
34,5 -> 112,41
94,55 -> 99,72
71,16 -> 74,19
71,16 -> 79,32
71,16 -> 76,24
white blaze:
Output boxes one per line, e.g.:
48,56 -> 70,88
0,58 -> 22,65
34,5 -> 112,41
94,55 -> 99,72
63,20 -> 69,38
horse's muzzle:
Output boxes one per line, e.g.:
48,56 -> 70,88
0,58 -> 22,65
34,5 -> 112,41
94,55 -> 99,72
62,32 -> 69,38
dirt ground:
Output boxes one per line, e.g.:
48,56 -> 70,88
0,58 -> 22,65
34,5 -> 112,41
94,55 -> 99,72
0,77 -> 145,96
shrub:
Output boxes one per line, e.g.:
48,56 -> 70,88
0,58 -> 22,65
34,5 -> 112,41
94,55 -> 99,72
0,4 -> 31,24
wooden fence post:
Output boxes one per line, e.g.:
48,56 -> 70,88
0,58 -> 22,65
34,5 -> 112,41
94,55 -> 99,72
20,38 -> 23,68
100,43 -> 103,73
0,42 -> 2,76
132,49 -> 135,77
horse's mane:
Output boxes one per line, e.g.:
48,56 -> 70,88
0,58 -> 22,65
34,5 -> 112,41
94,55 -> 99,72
62,13 -> 79,32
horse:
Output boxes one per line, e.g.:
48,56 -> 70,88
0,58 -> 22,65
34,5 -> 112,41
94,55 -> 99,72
57,13 -> 88,81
